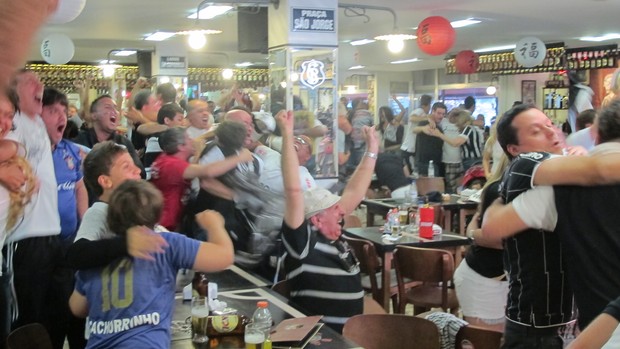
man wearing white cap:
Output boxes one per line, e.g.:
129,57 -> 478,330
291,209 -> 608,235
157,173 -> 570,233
277,109 -> 378,333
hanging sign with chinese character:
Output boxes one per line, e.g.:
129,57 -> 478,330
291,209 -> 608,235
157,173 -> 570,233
515,37 -> 547,68
299,59 -> 326,89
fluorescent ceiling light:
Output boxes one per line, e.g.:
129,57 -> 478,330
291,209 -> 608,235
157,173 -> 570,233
580,33 -> 620,42
350,39 -> 375,46
235,62 -> 253,67
390,58 -> 420,64
113,50 -> 137,57
187,5 -> 233,20
144,32 -> 175,41
176,29 -> 222,35
348,65 -> 365,70
99,59 -> 117,64
450,18 -> 481,28
474,44 -> 516,53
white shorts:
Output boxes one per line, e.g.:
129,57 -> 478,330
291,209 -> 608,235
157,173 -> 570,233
453,259 -> 508,322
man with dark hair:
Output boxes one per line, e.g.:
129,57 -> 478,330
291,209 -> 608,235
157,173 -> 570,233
464,96 -> 476,113
413,102 -> 447,176
566,109 -> 597,151
142,103 -> 185,176
130,89 -> 161,155
480,104 -> 570,348
74,94 -> 145,178
483,101 -> 620,348
151,127 -> 252,231
40,87 -> 88,349
401,94 -> 432,174
156,82 -> 177,105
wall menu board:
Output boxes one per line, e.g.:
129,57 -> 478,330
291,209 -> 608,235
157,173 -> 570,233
445,44 -> 618,75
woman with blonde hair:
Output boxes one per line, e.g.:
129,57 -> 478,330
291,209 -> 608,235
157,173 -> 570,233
482,113 -> 505,179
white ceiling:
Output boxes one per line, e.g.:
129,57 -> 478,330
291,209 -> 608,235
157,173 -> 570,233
29,0 -> 620,73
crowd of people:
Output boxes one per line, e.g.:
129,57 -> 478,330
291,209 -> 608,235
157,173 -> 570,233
3,2 -> 620,348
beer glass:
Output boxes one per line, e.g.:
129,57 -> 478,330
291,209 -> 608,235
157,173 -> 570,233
398,205 -> 409,225
191,296 -> 209,343
244,323 -> 266,349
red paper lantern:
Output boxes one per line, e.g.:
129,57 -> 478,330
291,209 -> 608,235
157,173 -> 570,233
455,50 -> 480,74
416,16 -> 456,56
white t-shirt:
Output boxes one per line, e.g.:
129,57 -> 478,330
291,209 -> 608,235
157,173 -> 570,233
400,107 -> 425,153
441,121 -> 465,164
74,202 -> 113,241
566,127 -> 596,151
6,112 -> 60,242
186,126 -> 207,140
253,145 -> 315,194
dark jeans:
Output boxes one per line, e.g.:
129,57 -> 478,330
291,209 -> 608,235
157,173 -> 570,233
502,320 -> 564,349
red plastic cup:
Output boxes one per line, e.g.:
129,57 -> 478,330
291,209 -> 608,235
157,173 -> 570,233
418,206 -> 435,239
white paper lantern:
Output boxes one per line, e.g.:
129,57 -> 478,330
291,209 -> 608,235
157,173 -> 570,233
514,37 -> 546,68
48,0 -> 87,24
40,34 -> 75,65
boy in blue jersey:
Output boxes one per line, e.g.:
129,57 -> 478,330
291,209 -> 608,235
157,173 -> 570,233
69,180 -> 234,348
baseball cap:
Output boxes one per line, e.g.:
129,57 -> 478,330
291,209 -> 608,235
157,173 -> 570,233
304,188 -> 341,219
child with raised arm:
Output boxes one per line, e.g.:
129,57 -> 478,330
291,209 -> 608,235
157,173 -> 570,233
69,180 -> 234,348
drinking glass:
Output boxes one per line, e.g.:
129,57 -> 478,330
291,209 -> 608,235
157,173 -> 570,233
191,297 -> 210,343
244,323 -> 267,349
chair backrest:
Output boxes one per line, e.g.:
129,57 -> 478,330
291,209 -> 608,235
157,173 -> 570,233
394,246 -> 455,284
417,176 -> 446,195
343,214 -> 362,229
455,325 -> 503,349
7,323 -> 53,349
343,314 -> 440,349
271,279 -> 291,299
341,235 -> 381,291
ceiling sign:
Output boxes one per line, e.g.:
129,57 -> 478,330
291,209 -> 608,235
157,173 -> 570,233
291,8 -> 335,33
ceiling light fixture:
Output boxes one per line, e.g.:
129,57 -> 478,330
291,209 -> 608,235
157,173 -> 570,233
144,32 -> 176,41
348,65 -> 365,70
235,62 -> 254,67
350,39 -> 376,46
113,50 -> 137,57
187,5 -> 233,19
450,18 -> 481,28
390,58 -> 420,64
486,76 -> 499,95
474,44 -> 516,53
340,4 -> 415,54
580,33 -> 620,42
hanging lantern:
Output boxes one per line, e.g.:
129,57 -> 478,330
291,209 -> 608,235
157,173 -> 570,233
48,0 -> 87,24
514,37 -> 546,68
454,50 -> 479,74
416,16 -> 456,56
40,34 -> 75,65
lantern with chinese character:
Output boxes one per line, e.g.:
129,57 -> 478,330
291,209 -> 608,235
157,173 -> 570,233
455,50 -> 479,74
514,37 -> 546,68
48,0 -> 87,24
416,16 -> 456,56
40,34 -> 75,65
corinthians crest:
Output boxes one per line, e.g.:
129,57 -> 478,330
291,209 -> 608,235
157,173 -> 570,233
300,59 -> 325,90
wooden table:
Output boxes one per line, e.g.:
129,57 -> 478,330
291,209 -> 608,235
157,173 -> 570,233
362,195 -> 478,231
170,287 -> 361,349
344,227 -> 472,311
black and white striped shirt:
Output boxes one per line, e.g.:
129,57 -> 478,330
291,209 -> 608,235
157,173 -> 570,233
282,221 -> 363,333
499,152 -> 573,327
460,125 -> 484,160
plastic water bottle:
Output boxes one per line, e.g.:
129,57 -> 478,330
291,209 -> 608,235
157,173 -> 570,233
252,301 -> 273,345
428,160 -> 435,177
407,180 -> 418,205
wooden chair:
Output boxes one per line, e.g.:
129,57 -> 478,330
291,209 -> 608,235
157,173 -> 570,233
416,176 -> 445,195
343,214 -> 362,229
393,246 -> 459,315
455,325 -> 503,349
7,323 -> 53,349
343,314 -> 440,349
341,235 -> 399,310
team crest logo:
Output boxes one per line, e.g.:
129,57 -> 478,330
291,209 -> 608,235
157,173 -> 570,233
300,59 -> 325,90
64,152 -> 75,170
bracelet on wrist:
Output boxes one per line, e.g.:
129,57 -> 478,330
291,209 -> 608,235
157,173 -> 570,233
364,151 -> 378,159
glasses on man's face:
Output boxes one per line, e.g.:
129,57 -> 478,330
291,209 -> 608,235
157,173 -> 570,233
332,239 -> 360,273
